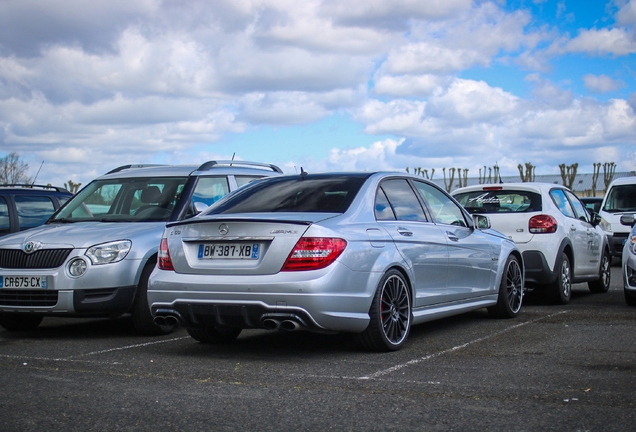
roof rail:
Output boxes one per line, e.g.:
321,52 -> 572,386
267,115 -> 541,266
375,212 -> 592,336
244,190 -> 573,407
105,164 -> 167,175
1,184 -> 70,193
196,160 -> 283,173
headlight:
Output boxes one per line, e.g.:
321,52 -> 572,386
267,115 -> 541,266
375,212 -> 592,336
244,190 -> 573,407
631,236 -> 636,255
85,240 -> 132,265
600,218 -> 612,234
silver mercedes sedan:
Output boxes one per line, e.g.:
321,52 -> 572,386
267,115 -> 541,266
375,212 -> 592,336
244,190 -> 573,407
148,172 -> 524,351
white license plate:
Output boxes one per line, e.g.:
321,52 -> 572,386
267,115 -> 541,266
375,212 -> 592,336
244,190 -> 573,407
198,243 -> 260,260
0,276 -> 47,289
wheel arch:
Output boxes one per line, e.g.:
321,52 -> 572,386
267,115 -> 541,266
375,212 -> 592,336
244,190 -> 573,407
555,237 -> 574,271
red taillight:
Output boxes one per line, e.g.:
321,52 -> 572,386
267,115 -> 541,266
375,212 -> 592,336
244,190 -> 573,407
158,238 -> 174,271
281,237 -> 347,271
529,215 -> 558,233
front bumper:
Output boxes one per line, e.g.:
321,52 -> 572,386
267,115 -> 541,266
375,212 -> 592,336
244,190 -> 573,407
607,233 -> 629,257
0,254 -> 143,314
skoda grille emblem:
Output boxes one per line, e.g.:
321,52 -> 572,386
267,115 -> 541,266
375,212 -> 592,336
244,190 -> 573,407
219,224 -> 229,235
22,241 -> 39,254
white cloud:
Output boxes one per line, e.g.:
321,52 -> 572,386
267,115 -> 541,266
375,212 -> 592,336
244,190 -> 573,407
560,28 -> 636,56
616,0 -> 636,26
583,74 -> 624,93
0,0 -> 635,187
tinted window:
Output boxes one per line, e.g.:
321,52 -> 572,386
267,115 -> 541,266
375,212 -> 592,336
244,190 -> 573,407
209,175 -> 368,214
379,179 -> 427,222
454,189 -> 542,213
0,197 -> 9,234
15,195 -> 55,229
374,188 -> 396,220
414,181 -> 466,226
550,189 -> 575,218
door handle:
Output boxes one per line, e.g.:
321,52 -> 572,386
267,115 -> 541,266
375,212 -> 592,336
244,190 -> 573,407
397,227 -> 413,237
446,231 -> 459,242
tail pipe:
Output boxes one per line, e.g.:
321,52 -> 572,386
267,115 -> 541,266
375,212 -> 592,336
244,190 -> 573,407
153,309 -> 184,327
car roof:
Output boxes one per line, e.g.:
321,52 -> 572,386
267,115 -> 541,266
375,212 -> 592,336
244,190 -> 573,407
606,176 -> 636,187
98,160 -> 283,180
452,182 -> 569,194
0,184 -> 71,194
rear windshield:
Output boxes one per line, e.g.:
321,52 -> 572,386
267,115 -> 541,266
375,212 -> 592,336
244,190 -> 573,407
603,184 -> 636,212
454,189 -> 542,214
207,174 -> 369,214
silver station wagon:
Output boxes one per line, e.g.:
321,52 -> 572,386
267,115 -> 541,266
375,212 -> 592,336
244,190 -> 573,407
148,172 -> 524,351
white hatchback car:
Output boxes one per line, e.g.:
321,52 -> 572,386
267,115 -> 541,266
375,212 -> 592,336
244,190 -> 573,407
453,183 -> 610,304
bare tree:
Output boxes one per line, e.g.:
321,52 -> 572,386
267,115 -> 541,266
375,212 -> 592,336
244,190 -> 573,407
559,163 -> 578,189
406,167 -> 435,179
64,180 -> 82,193
603,162 -> 616,189
517,162 -> 535,182
592,163 -> 601,196
0,152 -> 31,184
479,164 -> 501,184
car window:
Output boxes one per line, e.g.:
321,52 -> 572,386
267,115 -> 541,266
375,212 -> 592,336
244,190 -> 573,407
54,177 -> 188,222
413,181 -> 466,226
603,184 -> 636,212
0,196 -> 9,234
192,177 -> 231,208
374,187 -> 396,220
565,190 -> 589,222
454,190 -> 542,213
210,175 -> 368,214
379,179 -> 427,222
235,176 -> 264,188
15,195 -> 56,230
550,189 -> 575,218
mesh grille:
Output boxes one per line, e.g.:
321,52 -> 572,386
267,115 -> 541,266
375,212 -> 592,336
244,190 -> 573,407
0,249 -> 72,269
0,289 -> 58,307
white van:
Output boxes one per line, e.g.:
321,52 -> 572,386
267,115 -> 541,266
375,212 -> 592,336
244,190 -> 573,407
600,176 -> 636,258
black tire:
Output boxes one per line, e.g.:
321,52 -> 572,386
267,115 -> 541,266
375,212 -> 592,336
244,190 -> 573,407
625,289 -> 636,306
488,255 -> 523,318
550,254 -> 572,305
187,326 -> 242,344
354,269 -> 412,352
588,249 -> 611,293
0,313 -> 43,331
131,263 -> 175,336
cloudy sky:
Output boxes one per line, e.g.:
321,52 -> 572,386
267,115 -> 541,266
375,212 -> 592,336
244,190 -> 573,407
1,0 -> 635,187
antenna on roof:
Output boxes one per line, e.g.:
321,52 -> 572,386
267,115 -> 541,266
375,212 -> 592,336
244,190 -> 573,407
300,167 -> 308,179
230,152 -> 235,166
31,161 -> 44,186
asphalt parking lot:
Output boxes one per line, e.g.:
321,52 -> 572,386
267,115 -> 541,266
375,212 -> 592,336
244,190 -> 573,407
1,266 -> 634,431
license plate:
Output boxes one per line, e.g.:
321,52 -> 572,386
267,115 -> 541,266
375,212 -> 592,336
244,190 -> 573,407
0,276 -> 47,289
198,243 -> 260,260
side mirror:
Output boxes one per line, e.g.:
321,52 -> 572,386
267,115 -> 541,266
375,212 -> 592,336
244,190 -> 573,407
193,201 -> 209,215
620,214 -> 635,227
590,213 -> 602,226
472,214 -> 491,230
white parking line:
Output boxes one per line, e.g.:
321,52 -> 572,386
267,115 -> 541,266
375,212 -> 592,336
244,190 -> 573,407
69,336 -> 191,358
358,310 -> 569,380
0,336 -> 190,364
